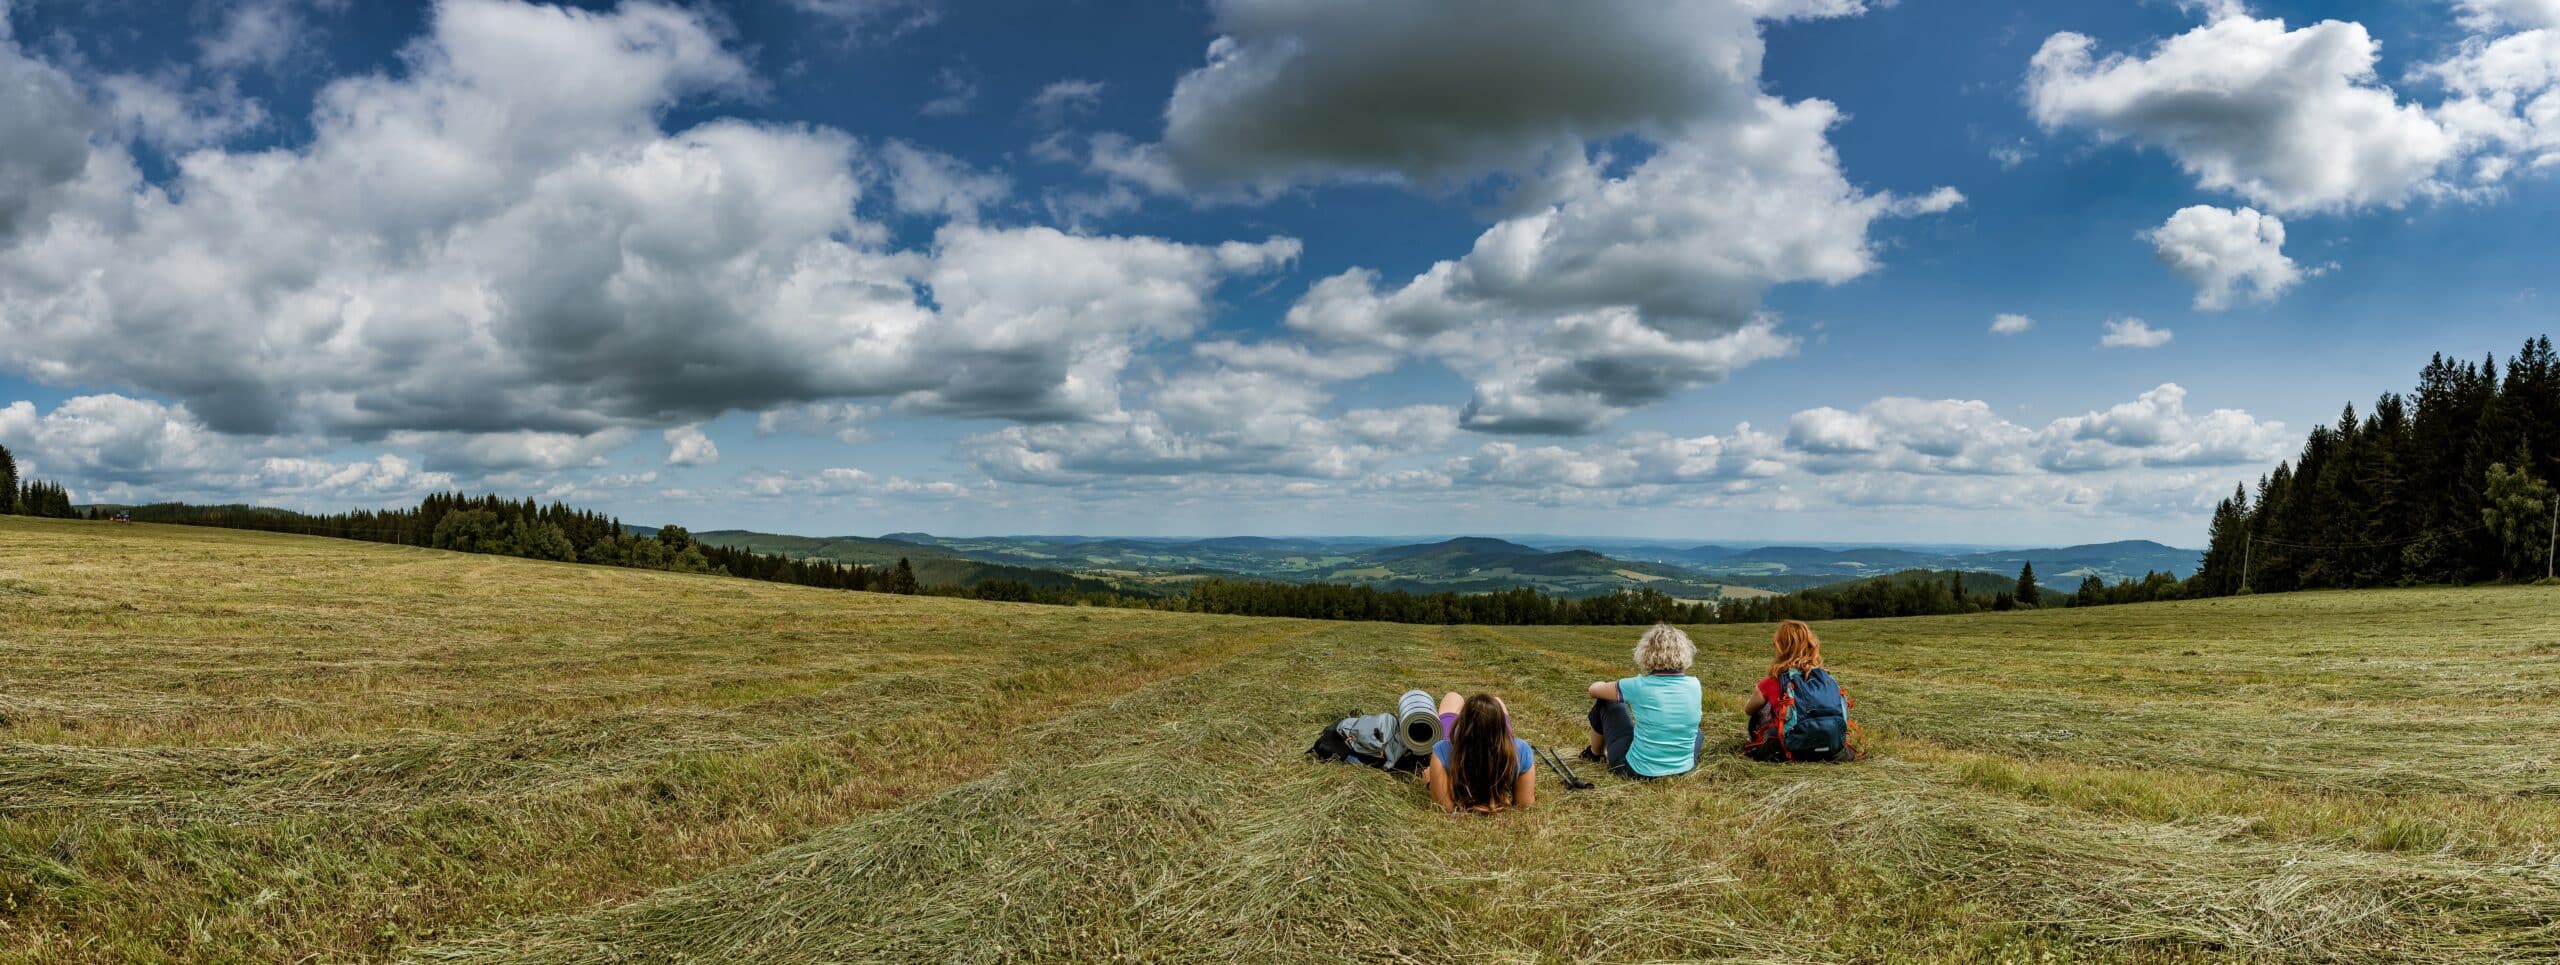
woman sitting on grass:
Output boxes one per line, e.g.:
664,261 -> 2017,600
1582,624 -> 1704,779
1742,619 -> 1857,762
1424,692 -> 1536,814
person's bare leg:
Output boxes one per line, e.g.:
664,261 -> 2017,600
1438,691 -> 1463,717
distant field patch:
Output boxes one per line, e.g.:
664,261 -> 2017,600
1611,568 -> 1666,583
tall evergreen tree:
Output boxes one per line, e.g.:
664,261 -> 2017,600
2014,562 -> 2039,608
0,443 -> 16,514
889,557 -> 921,595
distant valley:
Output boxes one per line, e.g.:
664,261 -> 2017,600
674,528 -> 2202,602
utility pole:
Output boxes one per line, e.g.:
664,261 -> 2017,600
2241,533 -> 2252,594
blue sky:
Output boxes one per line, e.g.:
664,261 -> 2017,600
1,0 -> 2555,544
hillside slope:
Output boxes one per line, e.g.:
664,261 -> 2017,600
687,529 -> 1130,594
3,516 -> 2557,963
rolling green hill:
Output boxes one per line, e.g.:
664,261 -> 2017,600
6,515 -> 2557,962
684,529 -> 1134,596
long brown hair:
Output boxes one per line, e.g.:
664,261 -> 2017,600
1447,693 -> 1517,813
1769,620 -> 1825,677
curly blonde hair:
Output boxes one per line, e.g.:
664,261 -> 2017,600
1633,623 -> 1695,674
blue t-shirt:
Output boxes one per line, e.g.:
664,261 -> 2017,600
1432,736 -> 1536,775
1617,673 -> 1703,777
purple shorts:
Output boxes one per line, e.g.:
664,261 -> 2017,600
1440,711 -> 1458,735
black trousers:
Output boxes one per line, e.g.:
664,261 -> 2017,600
1592,697 -> 1712,778
1588,697 -> 1637,777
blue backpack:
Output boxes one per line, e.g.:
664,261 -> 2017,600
1769,668 -> 1855,761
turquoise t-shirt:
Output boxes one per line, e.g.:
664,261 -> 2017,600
1617,673 -> 1703,776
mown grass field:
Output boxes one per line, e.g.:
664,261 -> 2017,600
3,516 -> 2558,963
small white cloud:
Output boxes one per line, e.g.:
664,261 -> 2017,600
386,428 -> 636,472
1025,78 -> 1104,126
755,402 -> 877,444
920,65 -> 979,117
96,72 -> 267,151
1990,313 -> 2035,335
2175,0 -> 2251,21
792,0 -> 940,40
664,424 -> 719,466
736,467 -> 966,498
879,140 -> 1009,221
198,0 -> 316,72
2146,205 -> 2303,310
2454,0 -> 2560,30
2099,317 -> 2174,349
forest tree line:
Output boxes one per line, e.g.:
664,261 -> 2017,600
0,444 -> 77,518
2191,336 -> 2560,594
88,494 -> 930,596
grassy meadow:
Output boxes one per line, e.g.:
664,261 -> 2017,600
3,516 -> 2558,962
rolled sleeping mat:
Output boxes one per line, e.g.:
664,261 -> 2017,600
1397,689 -> 1443,754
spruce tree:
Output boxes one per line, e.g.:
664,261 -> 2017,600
889,557 -> 921,595
0,443 -> 15,514
2014,562 -> 2040,608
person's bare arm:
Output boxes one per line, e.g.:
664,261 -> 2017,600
1424,758 -> 1455,814
1745,689 -> 1767,715
1513,766 -> 1536,810
1586,680 -> 1621,701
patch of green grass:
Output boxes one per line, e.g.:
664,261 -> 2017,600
4,516 -> 2559,962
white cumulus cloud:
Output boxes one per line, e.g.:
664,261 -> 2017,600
0,394 -> 453,504
754,402 -> 877,444
2100,317 -> 2175,349
1282,98 -> 1951,434
663,424 -> 719,466
1160,0 -> 1866,187
2146,205 -> 2305,309
0,0 -> 1299,447
2029,14 -> 2458,214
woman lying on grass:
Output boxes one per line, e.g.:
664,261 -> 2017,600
1583,624 -> 1704,779
1424,692 -> 1536,814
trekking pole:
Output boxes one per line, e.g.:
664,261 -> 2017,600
1555,748 -> 1590,789
2547,495 -> 2556,582
1539,746 -> 1592,790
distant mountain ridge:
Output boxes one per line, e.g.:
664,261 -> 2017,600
1572,538 -> 2200,583
659,527 -> 2198,601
